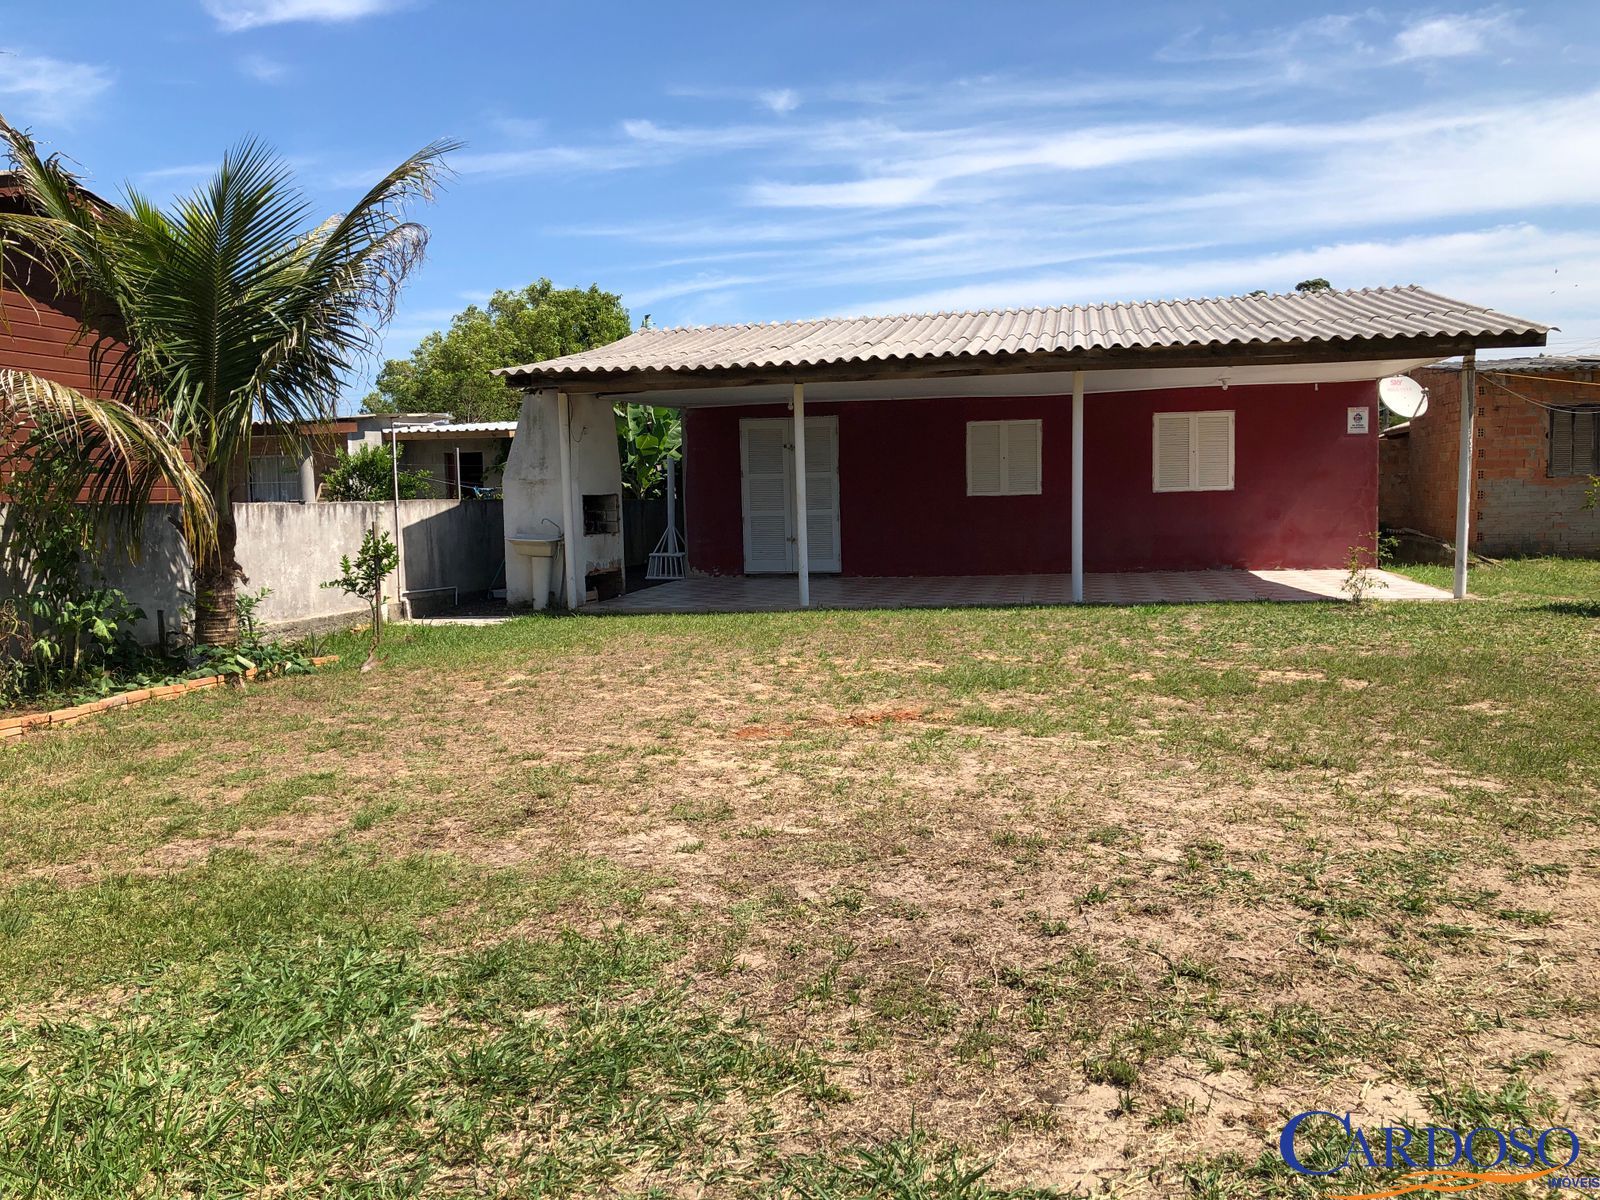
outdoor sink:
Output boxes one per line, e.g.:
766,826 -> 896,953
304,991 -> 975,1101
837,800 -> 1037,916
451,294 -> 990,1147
507,536 -> 561,558
505,535 -> 563,610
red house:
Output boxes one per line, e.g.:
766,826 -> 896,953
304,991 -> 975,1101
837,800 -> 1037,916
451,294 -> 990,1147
0,171 -> 195,516
500,287 -> 1546,609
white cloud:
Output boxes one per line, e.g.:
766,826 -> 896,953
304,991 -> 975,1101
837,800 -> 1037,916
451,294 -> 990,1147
732,97 -> 1559,212
0,50 -> 112,123
239,54 -> 289,82
1161,8 -> 1520,77
619,118 -> 794,151
869,225 -> 1589,329
1393,10 -> 1514,60
136,162 -> 217,186
490,115 -> 545,140
747,175 -> 936,208
1127,90 -> 1600,239
202,0 -> 405,33
447,143 -> 649,180
760,88 -> 800,115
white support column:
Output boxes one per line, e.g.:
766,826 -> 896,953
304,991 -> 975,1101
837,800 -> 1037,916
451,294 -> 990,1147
453,444 -> 463,499
792,383 -> 810,608
390,427 -> 407,618
557,390 -> 583,609
1452,351 -> 1477,600
298,453 -> 316,504
1071,371 -> 1085,603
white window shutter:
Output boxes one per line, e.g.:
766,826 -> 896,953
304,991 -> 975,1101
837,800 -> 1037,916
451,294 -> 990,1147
1153,413 -> 1192,491
1004,420 -> 1042,494
967,422 -> 1004,495
1195,411 -> 1234,490
1154,411 -> 1233,492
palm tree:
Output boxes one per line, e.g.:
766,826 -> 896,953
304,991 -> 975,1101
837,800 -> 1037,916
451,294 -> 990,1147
0,121 -> 457,643
0,368 -> 215,554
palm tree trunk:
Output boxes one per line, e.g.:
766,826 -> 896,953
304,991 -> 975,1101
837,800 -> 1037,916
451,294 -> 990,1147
193,479 -> 240,646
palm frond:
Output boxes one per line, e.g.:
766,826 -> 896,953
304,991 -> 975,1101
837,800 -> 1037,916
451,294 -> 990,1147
248,140 -> 462,428
1,121 -> 455,584
0,122 -> 143,399
0,369 -> 215,553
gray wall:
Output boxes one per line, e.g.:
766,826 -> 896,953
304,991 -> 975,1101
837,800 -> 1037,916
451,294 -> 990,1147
0,505 -> 191,644
396,499 -> 505,610
0,499 -> 503,641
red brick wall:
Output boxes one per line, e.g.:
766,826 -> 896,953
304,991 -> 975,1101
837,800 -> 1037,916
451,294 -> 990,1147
1394,366 -> 1600,556
1405,368 -> 1465,544
1378,434 -> 1411,529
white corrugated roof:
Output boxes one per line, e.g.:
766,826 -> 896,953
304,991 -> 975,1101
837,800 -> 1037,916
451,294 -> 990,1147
499,286 -> 1547,386
391,420 -> 518,434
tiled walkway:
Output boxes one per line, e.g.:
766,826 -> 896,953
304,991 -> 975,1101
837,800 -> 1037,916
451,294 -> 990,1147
590,569 -> 1451,614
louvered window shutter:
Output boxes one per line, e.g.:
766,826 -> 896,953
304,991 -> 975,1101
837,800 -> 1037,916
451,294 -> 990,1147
1195,411 -> 1234,490
1004,420 -> 1043,494
1154,411 -> 1233,492
967,420 -> 1042,496
967,422 -> 1004,495
1551,411 -> 1574,476
1153,414 -> 1193,491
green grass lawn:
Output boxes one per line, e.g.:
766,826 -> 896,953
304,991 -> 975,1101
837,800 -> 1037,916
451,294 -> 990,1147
1,559 -> 1597,1197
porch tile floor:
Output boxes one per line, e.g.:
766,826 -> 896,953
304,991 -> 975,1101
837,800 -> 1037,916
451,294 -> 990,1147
590,569 -> 1450,614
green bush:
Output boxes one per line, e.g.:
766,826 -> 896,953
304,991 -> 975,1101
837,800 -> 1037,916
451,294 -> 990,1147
320,443 -> 434,501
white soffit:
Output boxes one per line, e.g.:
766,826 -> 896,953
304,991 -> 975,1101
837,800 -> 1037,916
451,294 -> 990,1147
604,358 -> 1444,409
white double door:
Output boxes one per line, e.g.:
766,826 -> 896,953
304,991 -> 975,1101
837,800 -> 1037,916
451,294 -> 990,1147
740,416 -> 841,574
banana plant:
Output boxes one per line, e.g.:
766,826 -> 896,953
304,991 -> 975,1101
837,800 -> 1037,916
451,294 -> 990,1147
615,403 -> 682,499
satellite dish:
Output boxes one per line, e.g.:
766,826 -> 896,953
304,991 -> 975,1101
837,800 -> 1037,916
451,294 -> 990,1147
1379,376 -> 1429,420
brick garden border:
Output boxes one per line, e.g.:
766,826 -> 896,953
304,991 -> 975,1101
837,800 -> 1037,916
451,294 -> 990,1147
0,655 -> 340,742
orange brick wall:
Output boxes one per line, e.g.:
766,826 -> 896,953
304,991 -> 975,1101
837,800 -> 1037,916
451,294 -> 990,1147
1383,366 -> 1600,557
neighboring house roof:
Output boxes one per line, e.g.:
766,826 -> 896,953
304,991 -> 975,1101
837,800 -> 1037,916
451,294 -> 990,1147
1422,355 -> 1600,374
499,286 -> 1549,388
0,169 -> 116,214
390,420 -> 517,437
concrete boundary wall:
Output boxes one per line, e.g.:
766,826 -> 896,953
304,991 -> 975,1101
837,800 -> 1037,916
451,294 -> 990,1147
0,499 -> 503,641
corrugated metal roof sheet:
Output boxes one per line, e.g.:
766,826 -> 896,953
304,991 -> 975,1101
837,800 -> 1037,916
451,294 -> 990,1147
392,420 -> 518,434
1424,355 -> 1599,374
499,286 -> 1547,385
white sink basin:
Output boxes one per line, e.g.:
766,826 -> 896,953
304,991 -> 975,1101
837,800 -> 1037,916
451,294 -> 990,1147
508,536 -> 561,558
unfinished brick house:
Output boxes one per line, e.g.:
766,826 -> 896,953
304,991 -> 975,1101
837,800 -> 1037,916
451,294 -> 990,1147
1381,357 -> 1600,557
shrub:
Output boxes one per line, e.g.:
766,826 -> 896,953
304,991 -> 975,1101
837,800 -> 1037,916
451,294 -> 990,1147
320,444 -> 434,501
322,528 -> 400,662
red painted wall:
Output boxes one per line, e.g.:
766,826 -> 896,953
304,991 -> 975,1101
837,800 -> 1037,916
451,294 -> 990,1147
684,381 -> 1378,575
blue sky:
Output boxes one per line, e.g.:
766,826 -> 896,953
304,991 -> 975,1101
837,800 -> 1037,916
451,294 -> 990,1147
4,1 -> 1599,406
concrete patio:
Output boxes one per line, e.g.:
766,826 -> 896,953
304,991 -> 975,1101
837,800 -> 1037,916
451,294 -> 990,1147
590,569 -> 1451,614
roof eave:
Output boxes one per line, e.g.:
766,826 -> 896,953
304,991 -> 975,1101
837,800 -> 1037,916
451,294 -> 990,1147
502,329 -> 1549,395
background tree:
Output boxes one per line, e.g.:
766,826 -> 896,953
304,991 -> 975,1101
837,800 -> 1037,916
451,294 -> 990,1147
363,280 -> 631,422
363,278 -> 681,499
0,121 -> 457,645
1295,278 -> 1332,293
